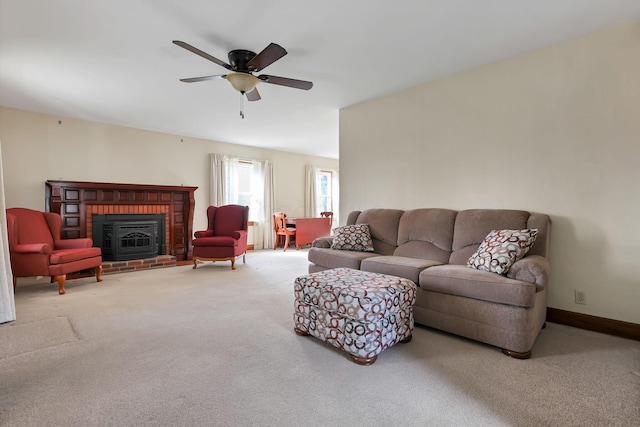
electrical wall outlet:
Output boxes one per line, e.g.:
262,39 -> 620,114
575,290 -> 586,305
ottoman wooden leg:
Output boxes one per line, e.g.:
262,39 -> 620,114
294,327 -> 309,336
351,354 -> 378,366
400,334 -> 412,343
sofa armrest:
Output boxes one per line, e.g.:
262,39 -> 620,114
55,238 -> 92,249
13,243 -> 53,255
232,230 -> 247,240
312,237 -> 333,248
507,255 -> 551,290
194,230 -> 215,238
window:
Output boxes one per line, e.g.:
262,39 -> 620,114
211,153 -> 274,249
316,170 -> 334,214
224,159 -> 263,222
306,166 -> 339,227
234,161 -> 253,209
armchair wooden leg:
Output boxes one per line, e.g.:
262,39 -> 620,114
95,265 -> 103,282
193,259 -> 198,269
243,253 -> 246,263
55,275 -> 67,295
231,258 -> 236,270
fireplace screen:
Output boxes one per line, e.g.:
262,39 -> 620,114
93,214 -> 166,261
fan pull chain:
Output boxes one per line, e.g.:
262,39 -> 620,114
240,93 -> 245,119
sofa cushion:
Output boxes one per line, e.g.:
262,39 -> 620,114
353,209 -> 404,255
449,209 -> 531,265
308,247 -> 379,270
395,208 -> 457,263
50,247 -> 102,264
361,256 -> 443,285
192,236 -> 238,247
11,208 -> 55,247
419,264 -> 537,307
331,224 -> 375,252
525,213 -> 551,258
467,229 -> 538,275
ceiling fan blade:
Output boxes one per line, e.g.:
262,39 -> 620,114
246,88 -> 261,101
173,40 -> 233,71
258,74 -> 313,90
179,74 -> 227,83
247,43 -> 287,72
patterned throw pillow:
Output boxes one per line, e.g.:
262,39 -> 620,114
467,229 -> 538,275
331,224 -> 375,252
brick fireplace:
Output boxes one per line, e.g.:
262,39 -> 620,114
45,181 -> 198,261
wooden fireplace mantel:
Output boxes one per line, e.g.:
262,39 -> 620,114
45,180 -> 198,261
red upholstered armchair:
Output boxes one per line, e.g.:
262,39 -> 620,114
192,205 -> 249,270
6,208 -> 103,295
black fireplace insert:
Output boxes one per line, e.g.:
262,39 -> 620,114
92,214 -> 166,261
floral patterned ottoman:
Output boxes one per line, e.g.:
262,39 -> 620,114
294,267 -> 417,365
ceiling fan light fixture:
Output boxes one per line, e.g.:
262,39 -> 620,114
226,72 -> 260,93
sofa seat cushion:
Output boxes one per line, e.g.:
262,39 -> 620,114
192,236 -> 238,247
419,264 -> 537,307
50,247 -> 101,264
308,247 -> 379,270
361,256 -> 443,285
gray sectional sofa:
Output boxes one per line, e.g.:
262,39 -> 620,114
308,208 -> 551,359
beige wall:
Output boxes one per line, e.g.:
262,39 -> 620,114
340,20 -> 640,323
0,106 -> 338,236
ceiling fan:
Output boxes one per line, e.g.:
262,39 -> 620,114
173,40 -> 313,104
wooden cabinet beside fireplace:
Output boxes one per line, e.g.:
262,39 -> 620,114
45,180 -> 197,261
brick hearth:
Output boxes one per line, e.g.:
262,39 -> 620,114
102,255 -> 183,275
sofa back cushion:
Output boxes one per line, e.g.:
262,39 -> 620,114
526,213 -> 551,258
7,208 -> 55,247
449,209 -> 530,265
213,204 -> 249,237
350,209 -> 403,255
394,208 -> 457,263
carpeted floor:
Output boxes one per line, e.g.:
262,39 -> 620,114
1,249 -> 638,426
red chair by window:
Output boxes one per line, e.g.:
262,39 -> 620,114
192,205 -> 249,270
320,211 -> 334,228
273,212 -> 296,251
6,208 -> 103,295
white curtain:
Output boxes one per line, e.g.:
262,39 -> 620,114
209,153 -> 227,206
235,158 -> 275,249
331,169 -> 340,227
224,158 -> 241,209
0,139 -> 16,323
214,155 -> 275,250
304,165 -> 318,218
261,160 -> 275,249
304,166 -> 340,228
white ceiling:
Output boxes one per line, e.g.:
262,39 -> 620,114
1,1 -> 639,159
